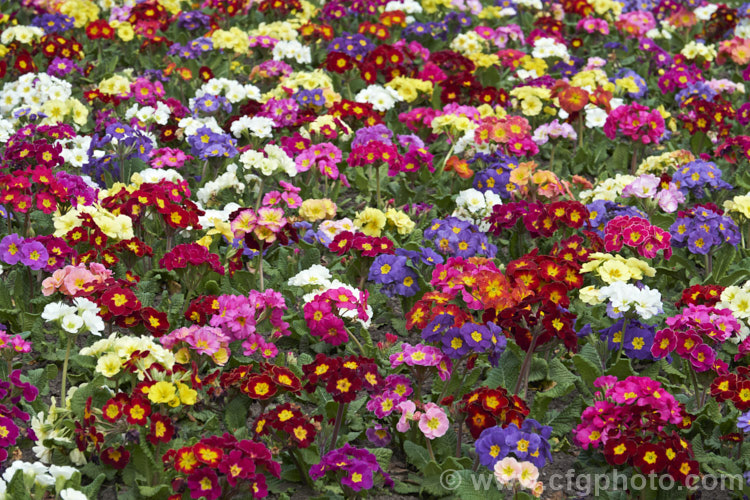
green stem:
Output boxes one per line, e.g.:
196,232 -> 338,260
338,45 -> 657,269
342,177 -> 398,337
375,163 -> 382,209
60,335 -> 74,409
704,252 -> 713,280
345,327 -> 366,357
514,333 -> 539,399
255,246 -> 264,291
290,449 -> 314,489
614,318 -> 629,365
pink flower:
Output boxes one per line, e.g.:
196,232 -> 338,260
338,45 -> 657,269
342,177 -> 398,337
517,461 -> 540,489
60,266 -> 96,296
494,457 -> 521,485
188,327 -> 221,356
396,400 -> 418,433
41,269 -> 66,296
622,174 -> 660,198
418,403 -> 449,439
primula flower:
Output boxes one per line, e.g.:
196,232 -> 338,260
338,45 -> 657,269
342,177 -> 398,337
418,403 -> 450,439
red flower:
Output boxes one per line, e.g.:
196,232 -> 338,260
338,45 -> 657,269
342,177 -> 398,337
102,399 -> 123,423
148,414 -> 174,445
141,307 -> 169,336
325,52 -> 355,73
603,438 -> 636,465
174,446 -> 200,474
187,468 -> 221,500
633,443 -> 667,474
102,446 -> 130,469
284,417 -> 316,448
124,398 -> 151,426
100,287 -> 142,316
241,374 -> 277,400
325,369 -> 362,403
194,443 -> 223,467
329,231 -> 354,255
668,453 -> 700,486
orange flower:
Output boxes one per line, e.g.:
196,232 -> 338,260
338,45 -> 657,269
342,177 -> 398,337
445,156 -> 474,179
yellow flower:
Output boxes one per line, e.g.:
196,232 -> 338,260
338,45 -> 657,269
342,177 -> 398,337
299,199 -> 336,222
354,207 -> 387,236
148,381 -> 177,404
597,259 -> 632,284
116,22 -> 134,42
579,286 -> 603,305
95,352 -> 122,378
177,382 -> 197,405
386,209 -> 415,235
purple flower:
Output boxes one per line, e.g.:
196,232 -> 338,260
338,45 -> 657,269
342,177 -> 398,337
0,234 -> 24,265
365,423 -> 392,447
441,328 -> 471,359
19,241 -> 48,271
475,426 -> 509,468
461,323 -> 491,350
421,314 -> 454,342
310,444 -> 392,491
738,411 -> 750,433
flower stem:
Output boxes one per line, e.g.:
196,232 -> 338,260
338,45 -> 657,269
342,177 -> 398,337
425,438 -> 436,462
327,402 -> 346,453
60,335 -> 74,409
343,326 -> 366,357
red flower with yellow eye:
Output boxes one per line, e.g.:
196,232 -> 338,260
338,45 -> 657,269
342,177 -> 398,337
102,446 -> 130,469
102,399 -> 123,423
194,443 -> 223,467
148,414 -> 174,445
65,227 -> 88,246
100,287 -> 141,316
668,453 -> 700,486
603,438 -> 636,465
325,52 -> 355,73
141,307 -> 169,337
325,369 -> 362,403
633,443 -> 667,475
269,366 -> 301,393
124,398 -> 151,426
284,417 -> 316,448
540,283 -> 570,307
174,446 -> 200,474
241,374 -> 277,400
465,406 -> 494,440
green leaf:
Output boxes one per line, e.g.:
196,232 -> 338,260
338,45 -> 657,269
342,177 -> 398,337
137,484 -> 168,497
224,395 -> 249,431
368,447 -> 393,471
82,473 -> 107,499
605,357 -> 635,380
403,440 -> 430,469
483,349 -> 521,391
573,344 -> 603,387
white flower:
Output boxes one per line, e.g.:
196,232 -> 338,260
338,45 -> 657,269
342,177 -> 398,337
288,265 -> 333,287
48,465 -> 77,481
60,314 -> 84,333
74,297 -> 99,314
81,310 -> 105,336
60,488 -> 87,500
35,473 -> 55,487
355,85 -> 403,112
42,302 -> 76,322
694,4 -> 718,20
584,106 -> 608,128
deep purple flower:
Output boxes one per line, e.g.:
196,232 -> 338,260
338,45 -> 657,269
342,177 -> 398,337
365,423 -> 392,447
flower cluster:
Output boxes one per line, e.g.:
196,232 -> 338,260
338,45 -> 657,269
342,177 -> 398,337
574,376 -> 697,484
